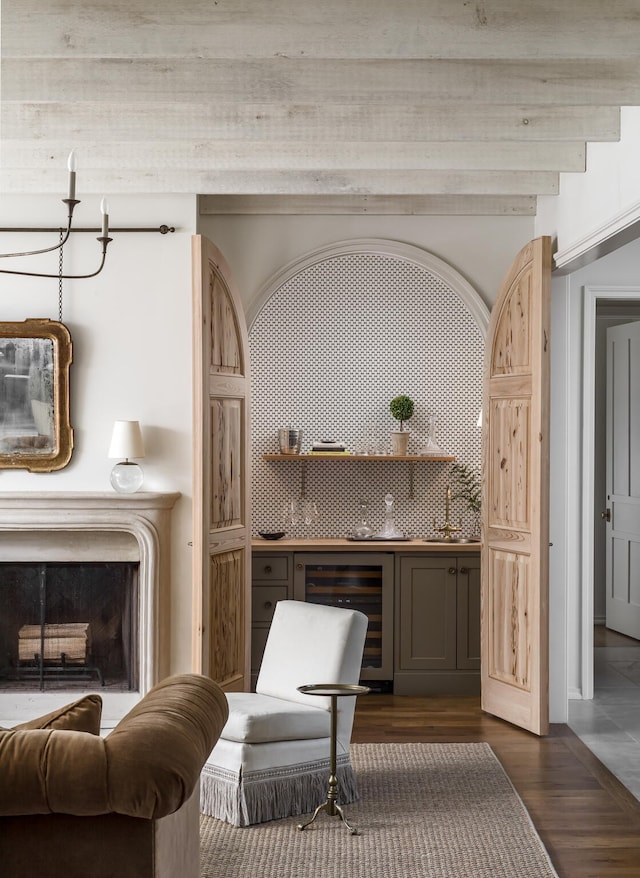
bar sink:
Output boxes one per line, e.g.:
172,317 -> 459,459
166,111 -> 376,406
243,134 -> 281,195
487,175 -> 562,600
422,537 -> 480,544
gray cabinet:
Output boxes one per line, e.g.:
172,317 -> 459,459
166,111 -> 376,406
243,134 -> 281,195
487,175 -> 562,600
394,554 -> 480,695
251,553 -> 293,688
251,548 -> 480,695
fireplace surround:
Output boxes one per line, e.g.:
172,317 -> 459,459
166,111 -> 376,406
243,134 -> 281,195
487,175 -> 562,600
0,492 -> 179,726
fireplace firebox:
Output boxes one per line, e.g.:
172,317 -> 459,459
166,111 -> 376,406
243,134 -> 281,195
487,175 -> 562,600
0,562 -> 139,691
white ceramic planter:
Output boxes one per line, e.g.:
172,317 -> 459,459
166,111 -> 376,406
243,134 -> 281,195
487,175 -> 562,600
391,431 -> 409,455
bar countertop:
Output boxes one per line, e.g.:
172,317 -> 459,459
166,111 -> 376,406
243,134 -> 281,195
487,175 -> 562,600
251,537 -> 481,553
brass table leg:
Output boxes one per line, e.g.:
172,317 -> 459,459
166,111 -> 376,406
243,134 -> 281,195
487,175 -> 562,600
297,694 -> 359,835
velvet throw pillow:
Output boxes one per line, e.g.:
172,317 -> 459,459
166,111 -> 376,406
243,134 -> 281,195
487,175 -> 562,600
3,694 -> 103,735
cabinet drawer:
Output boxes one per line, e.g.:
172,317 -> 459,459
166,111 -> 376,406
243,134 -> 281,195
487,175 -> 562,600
252,555 -> 289,581
252,585 -> 288,622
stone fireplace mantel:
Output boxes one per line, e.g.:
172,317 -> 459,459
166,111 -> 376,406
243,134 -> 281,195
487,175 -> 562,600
0,492 -> 180,726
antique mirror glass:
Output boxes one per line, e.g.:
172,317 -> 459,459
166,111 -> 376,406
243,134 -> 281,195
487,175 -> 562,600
0,319 -> 73,471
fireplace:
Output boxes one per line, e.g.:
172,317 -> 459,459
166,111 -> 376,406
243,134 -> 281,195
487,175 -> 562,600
0,492 -> 179,726
2,561 -> 139,691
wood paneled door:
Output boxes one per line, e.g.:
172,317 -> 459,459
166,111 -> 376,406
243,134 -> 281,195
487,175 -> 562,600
192,235 -> 251,691
605,319 -> 640,640
481,236 -> 551,735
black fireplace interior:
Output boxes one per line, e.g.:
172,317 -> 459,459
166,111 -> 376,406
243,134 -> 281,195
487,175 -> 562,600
0,562 -> 139,691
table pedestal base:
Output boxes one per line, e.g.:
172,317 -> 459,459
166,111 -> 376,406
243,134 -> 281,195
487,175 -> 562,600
297,771 -> 358,835
295,684 -> 370,836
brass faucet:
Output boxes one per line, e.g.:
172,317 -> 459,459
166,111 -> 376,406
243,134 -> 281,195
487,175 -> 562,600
432,485 -> 462,541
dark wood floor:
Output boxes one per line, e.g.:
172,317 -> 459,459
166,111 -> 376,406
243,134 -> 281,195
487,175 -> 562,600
352,694 -> 640,878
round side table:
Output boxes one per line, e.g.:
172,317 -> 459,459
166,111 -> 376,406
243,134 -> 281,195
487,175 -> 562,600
296,683 -> 370,835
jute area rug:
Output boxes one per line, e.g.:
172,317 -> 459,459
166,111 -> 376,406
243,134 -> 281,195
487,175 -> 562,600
200,742 -> 558,878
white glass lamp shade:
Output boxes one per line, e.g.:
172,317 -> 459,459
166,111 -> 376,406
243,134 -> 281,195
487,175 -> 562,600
108,420 -> 145,493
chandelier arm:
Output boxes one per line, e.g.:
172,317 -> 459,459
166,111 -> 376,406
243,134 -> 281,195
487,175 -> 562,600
0,199 -> 78,259
0,236 -> 111,279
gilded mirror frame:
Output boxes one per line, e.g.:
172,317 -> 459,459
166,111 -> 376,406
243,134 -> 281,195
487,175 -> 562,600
0,319 -> 73,471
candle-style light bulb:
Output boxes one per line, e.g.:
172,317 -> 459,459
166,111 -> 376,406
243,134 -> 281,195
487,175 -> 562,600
100,197 -> 109,237
67,150 -> 77,200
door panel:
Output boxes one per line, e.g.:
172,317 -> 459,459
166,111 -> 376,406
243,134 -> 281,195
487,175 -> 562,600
605,321 -> 640,639
192,236 -> 251,692
481,236 -> 551,736
210,398 -> 243,529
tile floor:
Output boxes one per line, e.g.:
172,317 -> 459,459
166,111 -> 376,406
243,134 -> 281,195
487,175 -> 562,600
568,626 -> 640,801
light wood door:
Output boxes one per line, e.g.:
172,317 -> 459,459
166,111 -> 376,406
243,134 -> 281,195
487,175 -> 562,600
605,321 -> 640,639
481,236 -> 551,736
192,235 -> 251,691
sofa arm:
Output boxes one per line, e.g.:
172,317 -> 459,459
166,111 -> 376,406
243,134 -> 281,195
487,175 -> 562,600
0,674 -> 228,820
105,673 -> 229,818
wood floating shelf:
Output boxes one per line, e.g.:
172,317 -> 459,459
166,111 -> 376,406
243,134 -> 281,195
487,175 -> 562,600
262,452 -> 456,500
263,454 -> 455,461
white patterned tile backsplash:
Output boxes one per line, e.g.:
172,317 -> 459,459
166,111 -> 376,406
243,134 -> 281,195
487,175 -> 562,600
249,247 -> 484,539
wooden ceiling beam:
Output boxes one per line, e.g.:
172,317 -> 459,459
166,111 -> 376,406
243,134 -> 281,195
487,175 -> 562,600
5,0 -> 640,61
1,104 -> 620,144
0,167 -> 559,197
198,194 -> 538,216
1,140 -> 585,173
5,58 -> 640,106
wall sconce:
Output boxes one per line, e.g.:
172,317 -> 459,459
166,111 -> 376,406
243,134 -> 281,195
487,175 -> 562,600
108,420 -> 145,493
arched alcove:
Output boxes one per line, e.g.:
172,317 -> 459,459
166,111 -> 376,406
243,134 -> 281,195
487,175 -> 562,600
249,239 -> 489,538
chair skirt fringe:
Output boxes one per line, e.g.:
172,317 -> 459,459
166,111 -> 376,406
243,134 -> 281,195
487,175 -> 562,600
200,753 -> 358,827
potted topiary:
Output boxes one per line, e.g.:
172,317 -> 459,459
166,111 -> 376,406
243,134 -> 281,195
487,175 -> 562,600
389,394 -> 414,455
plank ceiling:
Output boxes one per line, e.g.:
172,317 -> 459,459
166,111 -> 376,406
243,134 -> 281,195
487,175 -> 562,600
1,1 -> 640,215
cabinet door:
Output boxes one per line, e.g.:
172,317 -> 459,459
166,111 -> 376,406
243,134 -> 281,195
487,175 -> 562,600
457,556 -> 481,669
397,556 -> 457,670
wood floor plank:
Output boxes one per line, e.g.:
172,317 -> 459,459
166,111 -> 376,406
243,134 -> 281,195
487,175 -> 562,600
352,694 -> 640,878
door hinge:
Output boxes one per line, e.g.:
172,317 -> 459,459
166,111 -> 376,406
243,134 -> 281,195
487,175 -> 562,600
601,508 -> 611,522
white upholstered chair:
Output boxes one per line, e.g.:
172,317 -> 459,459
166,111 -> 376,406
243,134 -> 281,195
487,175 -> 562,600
200,600 -> 368,826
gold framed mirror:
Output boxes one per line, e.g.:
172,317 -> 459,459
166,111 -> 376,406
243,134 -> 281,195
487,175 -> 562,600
0,319 -> 73,471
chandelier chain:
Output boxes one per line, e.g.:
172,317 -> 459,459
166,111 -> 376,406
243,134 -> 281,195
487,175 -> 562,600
58,230 -> 64,321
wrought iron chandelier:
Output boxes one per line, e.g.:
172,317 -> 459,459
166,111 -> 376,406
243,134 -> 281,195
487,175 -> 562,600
0,151 -> 112,279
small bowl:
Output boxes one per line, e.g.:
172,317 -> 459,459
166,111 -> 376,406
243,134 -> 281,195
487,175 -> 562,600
258,531 -> 286,541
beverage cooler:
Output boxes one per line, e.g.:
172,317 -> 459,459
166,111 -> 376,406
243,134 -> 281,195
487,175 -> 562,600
293,553 -> 393,682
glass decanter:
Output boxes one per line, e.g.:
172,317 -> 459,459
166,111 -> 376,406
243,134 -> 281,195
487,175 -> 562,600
353,499 -> 374,539
374,493 -> 404,539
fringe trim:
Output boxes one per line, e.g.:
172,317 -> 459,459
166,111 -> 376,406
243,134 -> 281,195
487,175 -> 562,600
200,753 -> 358,827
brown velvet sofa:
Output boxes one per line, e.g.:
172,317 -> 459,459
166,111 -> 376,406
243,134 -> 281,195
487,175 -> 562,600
0,673 -> 229,878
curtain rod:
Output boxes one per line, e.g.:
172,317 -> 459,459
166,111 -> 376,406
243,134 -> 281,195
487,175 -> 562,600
0,225 -> 176,234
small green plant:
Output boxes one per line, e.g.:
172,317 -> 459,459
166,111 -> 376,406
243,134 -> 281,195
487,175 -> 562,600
389,394 -> 414,431
451,462 -> 481,513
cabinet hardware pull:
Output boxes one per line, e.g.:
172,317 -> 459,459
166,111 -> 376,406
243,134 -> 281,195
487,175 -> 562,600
459,566 -> 468,575
296,563 -> 303,570
264,601 -> 273,609
264,565 -> 272,574
448,567 -> 457,575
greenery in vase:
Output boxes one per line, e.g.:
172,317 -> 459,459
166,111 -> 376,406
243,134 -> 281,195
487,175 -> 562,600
451,462 -> 481,513
389,394 -> 414,431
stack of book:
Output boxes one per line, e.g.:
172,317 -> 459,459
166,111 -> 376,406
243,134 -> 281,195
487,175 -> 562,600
309,440 -> 349,454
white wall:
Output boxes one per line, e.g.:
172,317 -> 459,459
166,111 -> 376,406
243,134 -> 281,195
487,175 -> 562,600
537,107 -> 640,259
0,193 -> 198,674
199,213 -> 534,312
548,238 -> 640,706
535,110 -> 640,716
